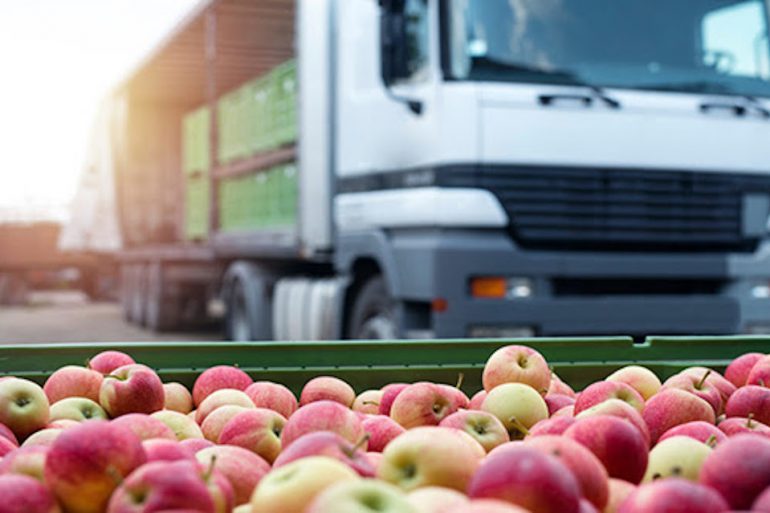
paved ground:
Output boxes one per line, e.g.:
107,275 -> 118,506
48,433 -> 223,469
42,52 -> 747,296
0,291 -> 219,343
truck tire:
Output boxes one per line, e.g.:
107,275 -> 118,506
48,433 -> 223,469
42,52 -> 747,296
347,276 -> 398,340
223,262 -> 273,341
129,265 -> 148,327
145,263 -> 181,332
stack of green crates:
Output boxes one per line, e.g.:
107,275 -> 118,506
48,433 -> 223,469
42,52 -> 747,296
218,164 -> 298,233
182,107 -> 211,240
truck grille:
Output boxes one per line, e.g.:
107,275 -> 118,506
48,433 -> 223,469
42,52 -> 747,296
476,166 -> 770,252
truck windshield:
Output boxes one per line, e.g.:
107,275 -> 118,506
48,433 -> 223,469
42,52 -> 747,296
445,0 -> 770,98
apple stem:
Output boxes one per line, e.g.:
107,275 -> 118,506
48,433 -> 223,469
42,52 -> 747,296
344,434 -> 371,458
748,413 -> 755,429
508,416 -> 530,438
456,373 -> 465,390
696,370 -> 712,390
203,454 -> 217,481
362,401 -> 380,407
705,435 -> 718,448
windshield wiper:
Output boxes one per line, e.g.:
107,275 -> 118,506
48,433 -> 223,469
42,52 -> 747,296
472,56 -> 622,109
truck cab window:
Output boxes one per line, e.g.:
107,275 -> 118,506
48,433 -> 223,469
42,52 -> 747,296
702,1 -> 770,79
383,0 -> 430,85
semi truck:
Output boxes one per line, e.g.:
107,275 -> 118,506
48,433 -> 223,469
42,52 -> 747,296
83,0 -> 770,340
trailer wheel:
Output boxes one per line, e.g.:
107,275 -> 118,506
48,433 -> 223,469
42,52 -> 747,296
347,276 -> 398,340
129,265 -> 148,327
145,263 -> 181,332
223,262 -> 273,342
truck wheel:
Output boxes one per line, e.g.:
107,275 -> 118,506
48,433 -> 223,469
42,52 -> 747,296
145,263 -> 180,332
223,263 -> 273,342
347,276 -> 398,340
226,279 -> 253,341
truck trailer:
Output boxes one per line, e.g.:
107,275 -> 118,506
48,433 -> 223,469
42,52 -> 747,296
90,0 -> 770,340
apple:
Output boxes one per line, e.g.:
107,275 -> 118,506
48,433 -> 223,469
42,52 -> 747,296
244,381 -> 298,419
605,366 -> 661,401
481,383 -> 549,440
379,383 -> 409,416
545,393 -> 576,416
698,434 -> 770,509
575,399 -> 651,446
48,419 -> 80,430
22,428 -> 62,448
198,404 -> 247,440
361,415 -> 405,452
196,445 -> 271,506
195,389 -> 255,425
281,400 -> 365,448
407,486 -> 468,513
274,431 -> 375,476
747,355 -> 770,388
203,462 -> 236,513
352,389 -> 383,414
111,413 -> 176,441
142,438 -> 195,462
725,385 -> 770,425
482,345 -> 551,393
378,426 -> 484,492
445,500 -> 532,513
306,479 -> 417,513
0,474 -> 59,513
754,487 -> 770,512
468,443 -> 581,513
618,478 -> 728,513
45,420 -> 146,513
192,365 -> 252,407
604,478 -> 636,513
300,376 -> 356,407
163,382 -> 193,414
250,456 -> 360,513
43,365 -> 103,404
0,378 -> 50,439
179,438 -> 214,453
469,390 -> 487,410
564,415 -> 649,484
0,434 -> 18,457
49,397 -> 107,422
88,351 -> 135,374
106,460 -> 217,513
390,382 -> 458,429
553,405 -> 575,418
661,371 -> 722,415
99,364 -> 165,417
218,408 -> 286,463
574,381 -> 645,415
719,415 -> 770,438
642,389 -> 715,445
548,373 -> 577,398
642,436 -> 711,483
658,420 -> 727,446
439,410 -> 509,453
0,445 -> 48,481
524,435 -> 610,510
366,451 -> 383,471
725,353 -> 765,387
528,416 -> 576,437
439,384 -> 470,410
150,410 -> 204,440
0,422 -> 18,446
676,367 -> 736,404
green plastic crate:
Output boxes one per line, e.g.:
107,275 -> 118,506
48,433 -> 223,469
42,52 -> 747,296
182,107 -> 211,175
184,176 -> 210,240
269,60 -> 298,148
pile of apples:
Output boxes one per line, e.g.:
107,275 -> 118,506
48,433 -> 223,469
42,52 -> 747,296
0,347 -> 769,513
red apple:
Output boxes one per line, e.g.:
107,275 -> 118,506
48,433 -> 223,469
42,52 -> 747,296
0,378 -> 50,439
661,371 -> 723,415
352,389 -> 383,415
45,420 -> 146,513
642,389 -> 715,445
22,428 -> 62,448
605,478 -> 636,513
281,400 -> 365,448
43,366 -> 103,404
446,499 -> 531,513
99,364 -> 164,417
196,445 -> 271,506
48,419 -> 80,430
439,410 -> 509,453
528,416 -> 577,437
390,382 -> 458,429
366,451 -> 383,472
111,413 -> 176,441
407,486 -> 468,513
747,355 -> 770,388
163,383 -> 193,414
200,405 -> 250,442
192,366 -> 252,407
698,433 -> 770,509
548,373 -> 577,398
553,405 -> 575,418
0,435 -> 18,457
605,366 -> 661,401
195,389 -> 255,425
618,478 -> 728,513
469,390 -> 487,410
754,487 -> 770,512
362,414 -> 406,452
524,435 -> 610,510
468,444 -> 581,513
179,438 -> 214,454
574,381 -> 645,415
0,445 -> 48,481
0,474 -> 59,513
564,415 -> 649,484
0,422 -> 18,446
575,399 -> 651,446
244,381 -> 298,419
379,383 -> 408,416
88,351 -> 135,375
545,393 -> 576,416
725,385 -> 770,425
725,353 -> 765,387
300,376 -> 356,407
677,367 -> 736,404
482,345 -> 551,393
719,415 -> 770,438
273,431 -> 375,477
658,420 -> 727,446
218,408 -> 286,463
142,438 -> 195,463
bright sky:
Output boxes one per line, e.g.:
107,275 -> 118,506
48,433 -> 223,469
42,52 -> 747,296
0,0 -> 199,218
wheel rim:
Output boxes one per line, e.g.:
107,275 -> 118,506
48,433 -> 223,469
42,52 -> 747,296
230,283 -> 251,342
357,314 -> 397,340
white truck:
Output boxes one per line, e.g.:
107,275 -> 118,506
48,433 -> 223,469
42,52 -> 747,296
78,0 -> 770,340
